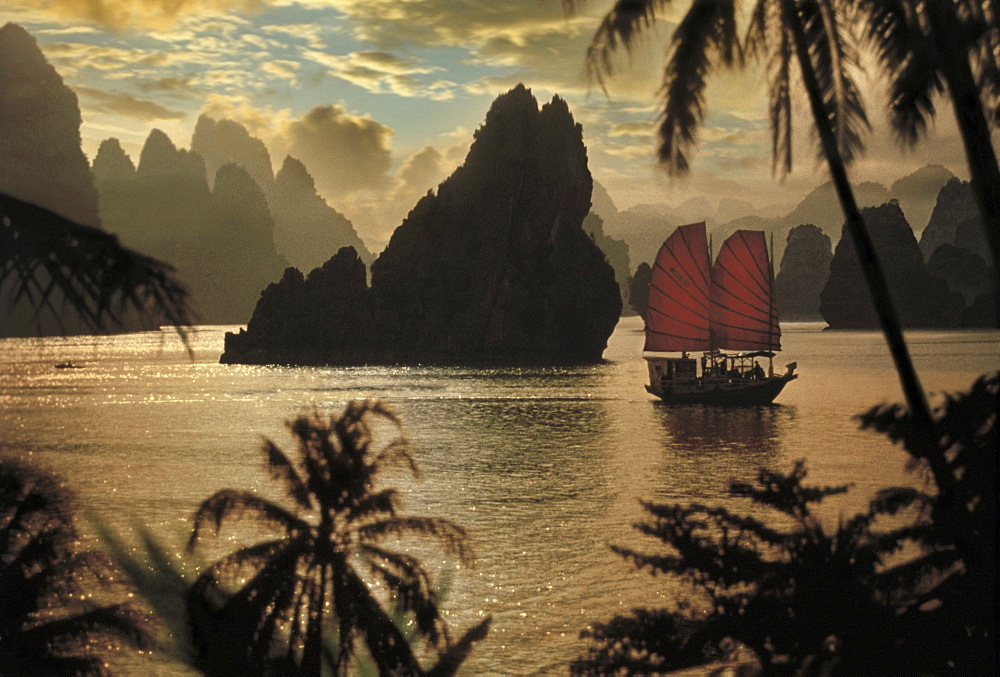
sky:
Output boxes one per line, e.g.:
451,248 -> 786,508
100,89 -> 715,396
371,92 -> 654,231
4,0 -> 980,249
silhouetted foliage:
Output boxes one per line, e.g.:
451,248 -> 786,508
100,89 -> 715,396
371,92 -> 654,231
1,191 -> 193,345
856,0 -> 1000,274
0,459 -> 146,675
186,401 -> 490,676
573,373 -> 998,674
858,371 -> 998,672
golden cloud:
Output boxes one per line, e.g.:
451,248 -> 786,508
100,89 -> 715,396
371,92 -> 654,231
16,0 -> 272,30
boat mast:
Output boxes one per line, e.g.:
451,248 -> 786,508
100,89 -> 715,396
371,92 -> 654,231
708,231 -> 714,356
768,231 -> 775,377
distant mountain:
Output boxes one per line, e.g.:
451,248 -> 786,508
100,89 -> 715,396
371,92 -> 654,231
271,155 -> 374,271
190,115 -> 374,270
820,201 -> 958,328
590,180 -> 619,221
919,178 -> 987,262
890,164 -> 955,232
775,224 -> 832,321
0,22 -> 114,337
94,129 -> 287,323
222,84 -> 621,365
0,23 -> 100,228
191,114 -> 275,192
780,180 -> 891,242
583,212 -> 630,313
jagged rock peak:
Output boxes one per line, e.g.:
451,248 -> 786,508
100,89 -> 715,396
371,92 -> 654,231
0,22 -> 101,226
775,224 -> 832,321
191,114 -> 274,190
137,128 -> 206,181
820,201 -> 957,328
919,177 -> 984,261
275,155 -> 318,195
92,138 -> 136,184
222,85 -> 621,365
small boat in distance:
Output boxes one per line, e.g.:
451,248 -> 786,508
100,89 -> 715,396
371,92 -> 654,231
643,222 -> 797,405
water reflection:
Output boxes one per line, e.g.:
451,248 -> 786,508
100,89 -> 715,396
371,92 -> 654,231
649,404 -> 796,502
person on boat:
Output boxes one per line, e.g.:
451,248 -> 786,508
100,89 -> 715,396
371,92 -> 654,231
752,360 -> 765,380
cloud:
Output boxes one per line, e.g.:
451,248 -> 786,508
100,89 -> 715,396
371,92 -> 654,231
280,104 -> 394,197
12,0 -> 272,30
302,49 -> 456,100
199,94 -> 292,141
75,85 -> 186,121
260,59 -> 301,85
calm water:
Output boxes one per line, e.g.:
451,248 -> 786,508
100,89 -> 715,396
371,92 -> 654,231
2,316 -> 998,674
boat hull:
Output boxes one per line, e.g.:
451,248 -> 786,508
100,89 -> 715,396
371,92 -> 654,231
646,374 -> 797,405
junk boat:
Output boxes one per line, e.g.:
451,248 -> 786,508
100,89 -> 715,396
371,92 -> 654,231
643,222 -> 797,405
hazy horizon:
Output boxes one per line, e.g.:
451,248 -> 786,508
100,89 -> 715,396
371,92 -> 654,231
3,1 -> 984,250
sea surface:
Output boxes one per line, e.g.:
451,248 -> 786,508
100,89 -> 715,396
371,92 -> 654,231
2,316 -> 998,675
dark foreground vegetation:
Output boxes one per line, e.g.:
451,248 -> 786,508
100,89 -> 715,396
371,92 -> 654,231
573,374 -> 997,674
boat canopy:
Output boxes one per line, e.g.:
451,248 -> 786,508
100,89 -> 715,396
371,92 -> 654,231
644,223 -> 781,354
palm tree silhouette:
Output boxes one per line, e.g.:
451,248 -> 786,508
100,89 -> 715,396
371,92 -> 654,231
1,191 -> 193,346
857,0 -> 1000,274
0,459 -> 145,675
564,0 -> 941,484
186,401 -> 489,676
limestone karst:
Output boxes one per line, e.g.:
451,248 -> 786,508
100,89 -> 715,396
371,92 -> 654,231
820,201 -> 958,329
0,23 -> 100,228
583,213 -> 630,313
775,224 -> 833,321
94,129 -> 287,323
222,85 -> 621,365
0,23 -> 114,336
919,178 -> 986,262
270,156 -> 375,272
191,114 -> 275,192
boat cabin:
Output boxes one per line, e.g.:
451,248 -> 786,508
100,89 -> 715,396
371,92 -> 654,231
647,350 -> 781,389
646,355 -> 698,387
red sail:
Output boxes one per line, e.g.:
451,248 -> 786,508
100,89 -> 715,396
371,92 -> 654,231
644,222 -> 711,352
709,230 -> 781,351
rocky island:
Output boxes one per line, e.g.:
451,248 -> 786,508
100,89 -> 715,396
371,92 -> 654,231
221,85 -> 622,365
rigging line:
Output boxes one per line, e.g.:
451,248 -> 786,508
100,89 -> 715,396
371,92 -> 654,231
723,232 -> 770,286
645,304 -> 713,332
712,264 -> 771,310
651,259 -> 711,315
711,276 -> 772,316
716,241 -> 771,302
649,263 -> 708,307
678,223 -> 712,289
646,327 -> 712,340
737,230 -> 772,283
711,313 -> 778,333
656,228 -> 711,294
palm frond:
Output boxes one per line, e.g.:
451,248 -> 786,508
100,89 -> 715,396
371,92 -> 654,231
331,562 -> 424,676
349,488 -> 402,522
425,617 -> 492,677
746,0 -> 795,175
568,0 -> 673,92
262,438 -> 312,511
364,544 -> 447,648
856,0 -> 942,145
188,539 -> 290,586
0,192 -> 193,349
798,0 -> 870,165
357,516 -> 473,565
188,490 -> 309,550
658,0 -> 743,173
188,540 -> 306,673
